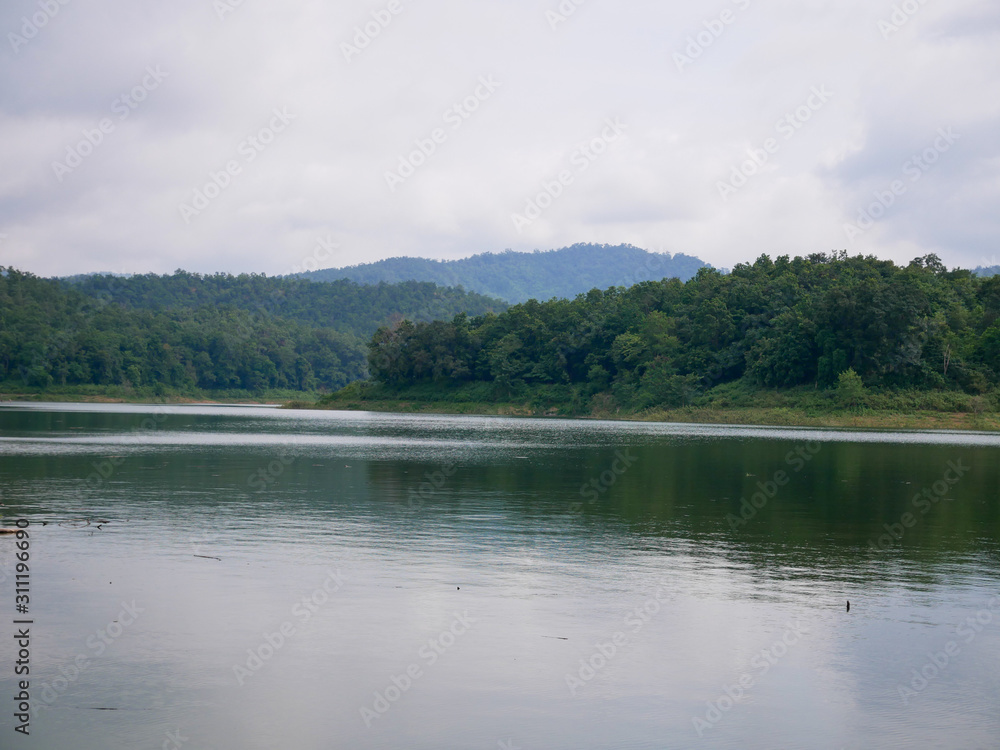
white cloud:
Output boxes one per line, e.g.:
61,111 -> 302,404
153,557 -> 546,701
1,0 -> 997,276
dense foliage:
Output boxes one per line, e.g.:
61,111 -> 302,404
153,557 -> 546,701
296,243 -> 708,303
366,253 -> 1000,409
1,269 -> 505,393
65,271 -> 505,339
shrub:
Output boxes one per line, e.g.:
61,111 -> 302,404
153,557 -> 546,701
836,368 -> 866,408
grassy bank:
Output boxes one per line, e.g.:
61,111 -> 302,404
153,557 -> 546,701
0,383 -> 319,405
8,380 -> 999,431
300,380 -> 1000,431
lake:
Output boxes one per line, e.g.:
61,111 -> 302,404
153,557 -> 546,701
1,403 -> 998,749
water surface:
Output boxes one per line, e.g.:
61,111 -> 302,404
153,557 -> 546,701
1,404 -> 998,749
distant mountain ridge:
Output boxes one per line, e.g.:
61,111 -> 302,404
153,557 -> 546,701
293,243 -> 710,303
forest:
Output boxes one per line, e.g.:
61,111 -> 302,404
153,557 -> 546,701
7,254 -> 1000,409
295,243 -> 708,303
0,269 -> 505,395
358,253 -> 1000,412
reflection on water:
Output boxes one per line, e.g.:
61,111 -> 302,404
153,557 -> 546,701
0,403 -> 998,749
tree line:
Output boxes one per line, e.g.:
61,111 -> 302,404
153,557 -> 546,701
366,253 -> 1000,408
1,269 -> 506,393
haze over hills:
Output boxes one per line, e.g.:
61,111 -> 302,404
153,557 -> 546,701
292,243 -> 710,304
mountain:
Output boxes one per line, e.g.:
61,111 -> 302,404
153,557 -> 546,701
293,243 -> 709,303
974,265 -> 999,278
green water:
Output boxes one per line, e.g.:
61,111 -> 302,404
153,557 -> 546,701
0,404 -> 998,749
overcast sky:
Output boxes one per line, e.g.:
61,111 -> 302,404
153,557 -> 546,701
1,0 -> 998,277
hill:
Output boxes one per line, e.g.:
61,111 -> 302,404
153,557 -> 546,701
336,253 -> 1000,415
64,271 -> 506,340
293,243 -> 708,303
0,269 -> 505,397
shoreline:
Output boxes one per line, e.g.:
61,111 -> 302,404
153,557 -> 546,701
0,393 -> 286,406
3,392 -> 998,432
0,390 -> 304,406
300,398 -> 1000,432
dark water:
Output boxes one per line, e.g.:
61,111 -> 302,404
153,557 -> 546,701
0,403 -> 998,749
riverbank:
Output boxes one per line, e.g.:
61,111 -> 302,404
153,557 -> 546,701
298,380 -> 1000,431
7,383 -> 999,432
300,397 -> 1000,431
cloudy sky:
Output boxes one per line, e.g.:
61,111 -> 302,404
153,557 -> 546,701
1,0 -> 998,277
